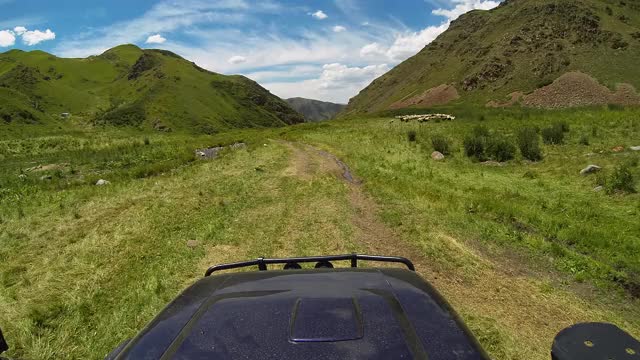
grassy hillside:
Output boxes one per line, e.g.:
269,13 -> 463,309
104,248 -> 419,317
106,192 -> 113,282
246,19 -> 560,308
0,45 -> 303,133
1,106 -> 639,359
285,97 -> 345,121
344,0 -> 640,114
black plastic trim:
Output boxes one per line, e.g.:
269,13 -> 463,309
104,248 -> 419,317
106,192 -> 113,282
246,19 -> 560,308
205,254 -> 415,276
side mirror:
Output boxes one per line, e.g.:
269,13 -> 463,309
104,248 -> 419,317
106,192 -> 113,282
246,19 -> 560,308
552,322 -> 639,360
0,327 -> 8,354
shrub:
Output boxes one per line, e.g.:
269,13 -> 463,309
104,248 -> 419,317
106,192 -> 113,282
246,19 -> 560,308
579,134 -> 589,145
472,125 -> 490,138
463,134 -> 486,161
541,124 -> 565,145
517,127 -> 543,161
486,135 -> 516,162
606,164 -> 636,194
431,134 -> 451,155
407,130 -> 417,142
555,121 -> 570,133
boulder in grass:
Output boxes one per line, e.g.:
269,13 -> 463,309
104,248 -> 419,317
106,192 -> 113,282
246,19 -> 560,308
186,240 -> 199,249
431,151 -> 445,161
630,146 -> 640,151
96,179 -> 111,186
580,165 -> 601,175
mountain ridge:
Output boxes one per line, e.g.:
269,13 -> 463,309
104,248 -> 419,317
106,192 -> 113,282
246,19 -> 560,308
285,97 -> 345,121
343,0 -> 640,115
0,44 -> 303,132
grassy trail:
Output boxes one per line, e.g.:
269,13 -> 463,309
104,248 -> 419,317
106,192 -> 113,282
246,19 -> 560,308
283,140 -> 640,360
1,128 -> 639,359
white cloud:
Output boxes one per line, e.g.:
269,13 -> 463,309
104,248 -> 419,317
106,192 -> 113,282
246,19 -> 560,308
318,63 -> 389,89
13,26 -> 26,35
53,1 -> 272,57
332,25 -> 346,33
145,33 -> 166,44
385,22 -> 449,61
21,28 -> 56,45
311,10 -> 328,20
263,63 -> 389,103
0,30 -> 15,47
49,0 -> 501,103
228,55 -> 247,64
359,42 -> 386,58
433,0 -> 500,21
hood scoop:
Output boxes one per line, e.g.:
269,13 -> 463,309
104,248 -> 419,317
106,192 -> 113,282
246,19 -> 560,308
290,297 -> 363,342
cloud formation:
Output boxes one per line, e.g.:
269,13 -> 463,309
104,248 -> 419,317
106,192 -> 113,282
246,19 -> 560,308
21,28 -> 56,45
13,26 -> 26,35
228,55 -> 247,64
48,0 -> 501,103
311,10 -> 328,20
0,30 -> 15,47
0,26 -> 56,46
145,34 -> 166,44
332,25 -> 346,33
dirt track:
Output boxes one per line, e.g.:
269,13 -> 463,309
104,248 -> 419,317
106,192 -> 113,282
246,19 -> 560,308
280,140 -> 640,360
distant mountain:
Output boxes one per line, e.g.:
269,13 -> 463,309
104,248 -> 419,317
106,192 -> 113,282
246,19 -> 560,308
285,97 -> 346,122
0,44 -> 303,132
344,0 -> 640,115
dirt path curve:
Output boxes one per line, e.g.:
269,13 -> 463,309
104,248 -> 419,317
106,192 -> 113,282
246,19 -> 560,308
280,140 -> 640,360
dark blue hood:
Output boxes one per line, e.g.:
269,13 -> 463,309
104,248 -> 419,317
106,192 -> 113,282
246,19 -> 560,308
111,268 -> 488,360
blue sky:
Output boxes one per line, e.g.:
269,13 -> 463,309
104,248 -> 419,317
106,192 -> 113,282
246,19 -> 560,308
0,0 -> 501,103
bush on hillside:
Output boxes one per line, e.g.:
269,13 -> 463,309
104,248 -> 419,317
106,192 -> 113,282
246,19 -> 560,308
555,121 -> 570,133
431,134 -> 452,155
472,125 -> 490,138
606,163 -> 636,194
463,134 -> 486,161
463,126 -> 516,162
407,130 -> 417,142
517,127 -> 543,161
541,124 -> 565,145
579,134 -> 589,145
486,135 -> 516,162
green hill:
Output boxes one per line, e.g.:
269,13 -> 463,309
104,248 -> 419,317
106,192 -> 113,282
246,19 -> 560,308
285,97 -> 345,121
0,44 -> 303,132
344,0 -> 640,115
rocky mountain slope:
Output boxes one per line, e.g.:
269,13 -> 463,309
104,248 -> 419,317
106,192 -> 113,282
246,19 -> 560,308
344,0 -> 640,115
0,44 -> 303,132
285,97 -> 345,121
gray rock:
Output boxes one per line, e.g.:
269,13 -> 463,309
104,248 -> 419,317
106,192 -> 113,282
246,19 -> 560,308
481,160 -> 503,167
431,151 -> 445,161
229,142 -> 246,150
593,186 -> 604,192
18,174 -> 27,179
40,175 -> 52,181
631,146 -> 640,151
186,240 -> 199,249
580,165 -> 602,175
195,147 -> 223,159
196,143 -> 246,160
96,179 -> 110,186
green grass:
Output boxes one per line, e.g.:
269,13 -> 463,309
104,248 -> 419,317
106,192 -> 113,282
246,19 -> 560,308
294,107 -> 640,294
1,106 -> 639,359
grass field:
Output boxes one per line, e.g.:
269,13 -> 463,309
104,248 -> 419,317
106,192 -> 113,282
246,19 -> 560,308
1,106 -> 639,359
